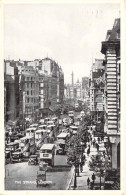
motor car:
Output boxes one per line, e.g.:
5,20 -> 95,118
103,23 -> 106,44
11,151 -> 24,163
28,155 -> 38,165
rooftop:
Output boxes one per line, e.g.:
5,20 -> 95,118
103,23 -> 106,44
40,144 -> 55,150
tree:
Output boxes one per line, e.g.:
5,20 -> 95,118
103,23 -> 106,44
65,133 -> 84,189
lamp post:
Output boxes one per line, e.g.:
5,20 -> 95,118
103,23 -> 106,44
74,163 -> 77,189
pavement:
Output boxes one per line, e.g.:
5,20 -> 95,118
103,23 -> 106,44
68,139 -> 105,190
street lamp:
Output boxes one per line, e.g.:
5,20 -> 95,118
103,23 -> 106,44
74,163 -> 77,189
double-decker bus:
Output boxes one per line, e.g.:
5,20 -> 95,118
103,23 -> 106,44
56,133 -> 69,155
39,144 -> 55,166
19,135 -> 35,157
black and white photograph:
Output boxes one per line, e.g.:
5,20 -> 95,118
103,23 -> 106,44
2,1 -> 124,192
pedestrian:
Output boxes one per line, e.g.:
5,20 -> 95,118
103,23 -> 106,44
87,177 -> 90,187
87,148 -> 90,156
92,173 -> 96,184
98,137 -> 100,144
96,143 -> 99,152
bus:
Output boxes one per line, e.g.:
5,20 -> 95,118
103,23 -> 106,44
47,124 -> 56,138
44,118 -> 50,124
29,123 -> 38,129
35,129 -> 50,148
25,128 -> 36,137
19,135 -> 35,157
39,144 -> 55,166
6,141 -> 19,152
47,120 -> 55,126
38,125 -> 47,130
11,151 -> 23,163
56,133 -> 69,155
69,125 -> 78,135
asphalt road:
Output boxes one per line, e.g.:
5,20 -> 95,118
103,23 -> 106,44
5,154 -> 73,190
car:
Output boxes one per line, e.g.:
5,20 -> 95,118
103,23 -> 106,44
11,151 -> 24,163
28,155 -> 38,165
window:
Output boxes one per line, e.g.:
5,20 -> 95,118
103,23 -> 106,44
27,91 -> 29,95
27,83 -> 29,88
31,91 -> 32,95
31,83 -> 32,88
27,98 -> 29,103
27,77 -> 29,81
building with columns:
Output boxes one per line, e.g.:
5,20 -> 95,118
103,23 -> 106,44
101,18 -> 120,169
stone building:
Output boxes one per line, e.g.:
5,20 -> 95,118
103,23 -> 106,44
81,77 -> 89,103
4,60 -> 20,122
89,59 -> 105,129
20,65 -> 39,122
101,18 -> 120,169
41,57 -> 64,112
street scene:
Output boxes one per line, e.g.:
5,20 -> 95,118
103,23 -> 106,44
4,3 -> 120,190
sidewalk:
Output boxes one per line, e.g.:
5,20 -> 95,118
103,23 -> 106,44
68,141 -> 105,190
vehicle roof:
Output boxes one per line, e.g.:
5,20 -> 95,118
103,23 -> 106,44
26,128 -> 36,131
47,120 -> 54,123
20,135 -> 34,140
12,152 -> 22,154
30,124 -> 38,127
57,132 -> 68,138
39,125 -> 47,127
47,125 -> 55,128
36,129 -> 50,133
40,144 -> 55,150
6,142 -> 19,146
70,125 -> 78,129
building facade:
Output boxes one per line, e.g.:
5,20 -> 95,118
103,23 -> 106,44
4,60 -> 20,123
89,59 -> 105,129
20,65 -> 39,122
101,18 -> 120,169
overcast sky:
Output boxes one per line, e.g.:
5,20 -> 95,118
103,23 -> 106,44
4,3 -> 120,84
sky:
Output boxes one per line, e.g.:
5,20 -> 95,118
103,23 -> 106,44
4,3 -> 120,84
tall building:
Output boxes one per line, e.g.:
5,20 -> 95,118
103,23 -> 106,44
20,65 -> 39,122
4,60 -> 20,123
101,18 -> 120,169
89,59 -> 105,129
59,66 -> 64,104
41,57 -> 64,111
81,77 -> 90,103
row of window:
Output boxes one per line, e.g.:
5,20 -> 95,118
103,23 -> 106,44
25,77 -> 35,81
25,76 -> 45,82
26,97 -> 39,103
25,83 -> 39,88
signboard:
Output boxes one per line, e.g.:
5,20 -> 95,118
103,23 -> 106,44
40,153 -> 52,159
43,153 -> 49,157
